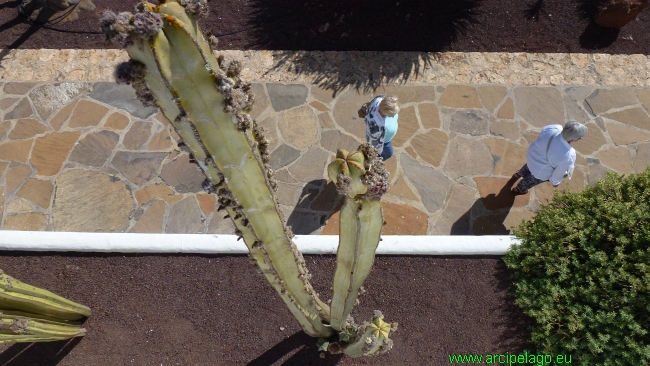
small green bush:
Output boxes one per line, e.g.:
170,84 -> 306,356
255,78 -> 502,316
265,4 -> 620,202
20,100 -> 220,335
504,169 -> 650,365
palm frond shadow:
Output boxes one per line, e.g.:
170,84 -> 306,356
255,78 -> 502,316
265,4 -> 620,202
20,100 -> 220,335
245,0 -> 484,94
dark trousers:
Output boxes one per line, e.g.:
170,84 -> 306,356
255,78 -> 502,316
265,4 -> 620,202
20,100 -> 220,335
516,164 -> 546,192
381,141 -> 394,160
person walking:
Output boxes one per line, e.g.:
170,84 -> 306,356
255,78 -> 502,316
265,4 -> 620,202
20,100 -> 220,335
512,120 -> 588,194
363,95 -> 400,160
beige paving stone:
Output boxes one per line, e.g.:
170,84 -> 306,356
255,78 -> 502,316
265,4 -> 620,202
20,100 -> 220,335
0,161 -> 8,177
438,85 -> 482,108
164,194 -> 185,205
332,88 -> 373,141
6,198 -> 34,214
309,101 -> 328,112
53,169 -> 133,232
275,182 -> 300,207
389,106 -> 418,148
7,119 -> 49,140
323,201 -> 428,235
410,130 -> 448,168
432,183 -> 475,234
71,129 -> 119,164
147,129 -> 174,150
166,196 -> 204,234
0,186 -> 4,220
4,213 -> 47,231
535,169 -> 586,204
0,122 -> 11,140
584,88 -> 637,115
502,208 -> 536,232
587,163 -> 616,186
376,85 -> 437,104
5,98 -> 34,120
633,143 -> 650,173
571,122 -> 607,156
123,121 -> 153,150
249,83 -> 269,119
67,100 -> 109,128
404,146 -> 417,159
0,139 -> 33,162
160,154 -> 205,193
288,147 -> 329,182
129,200 -> 165,233
5,164 -> 32,193
48,101 -> 77,131
443,136 -> 493,179
310,85 -> 336,104
2,82 -> 39,96
196,194 -> 216,215
497,98 -> 514,119
279,105 -> 318,151
483,138 -> 528,176
387,175 -> 419,201
257,116 -> 281,152
473,177 -> 529,210
638,89 -> 650,112
602,106 -> 650,132
490,119 -> 520,141
417,103 -> 441,129
597,146 -> 633,173
16,178 -> 53,209
513,87 -> 564,128
604,120 -> 650,145
477,85 -> 507,111
104,112 -> 130,130
206,212 -> 236,234
135,184 -> 175,206
320,130 -> 362,154
317,112 -> 336,130
30,131 -> 80,176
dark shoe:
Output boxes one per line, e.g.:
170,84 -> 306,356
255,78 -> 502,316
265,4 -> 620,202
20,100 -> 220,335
512,186 -> 528,195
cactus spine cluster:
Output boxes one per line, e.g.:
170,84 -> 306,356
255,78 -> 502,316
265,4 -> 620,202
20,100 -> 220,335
100,0 -> 395,356
0,270 -> 90,343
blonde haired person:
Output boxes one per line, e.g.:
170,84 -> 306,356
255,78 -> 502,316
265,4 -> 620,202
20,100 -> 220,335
364,95 -> 400,160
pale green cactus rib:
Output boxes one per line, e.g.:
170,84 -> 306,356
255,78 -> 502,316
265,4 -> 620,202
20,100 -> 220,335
0,271 -> 91,321
329,199 -> 383,331
0,313 -> 86,343
111,1 -> 331,337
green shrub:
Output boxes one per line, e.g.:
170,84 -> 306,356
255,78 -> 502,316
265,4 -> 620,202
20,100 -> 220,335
504,169 -> 650,365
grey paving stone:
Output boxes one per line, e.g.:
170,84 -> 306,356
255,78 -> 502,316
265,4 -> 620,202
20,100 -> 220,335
266,84 -> 308,112
401,154 -> 452,214
159,153 -> 206,193
288,147 -> 329,182
69,130 -> 120,167
29,82 -> 89,121
5,98 -> 34,120
89,82 -> 157,119
269,144 -> 301,169
449,110 -> 489,136
111,151 -> 168,186
165,197 -> 204,233
320,130 -> 362,154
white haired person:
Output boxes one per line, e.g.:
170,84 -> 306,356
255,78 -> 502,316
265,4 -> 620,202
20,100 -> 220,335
364,95 -> 400,160
512,120 -> 588,194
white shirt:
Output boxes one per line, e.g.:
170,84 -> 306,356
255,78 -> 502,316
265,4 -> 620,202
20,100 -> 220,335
526,125 -> 576,186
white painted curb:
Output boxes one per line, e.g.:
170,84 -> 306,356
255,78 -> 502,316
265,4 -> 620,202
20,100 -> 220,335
0,231 -> 520,255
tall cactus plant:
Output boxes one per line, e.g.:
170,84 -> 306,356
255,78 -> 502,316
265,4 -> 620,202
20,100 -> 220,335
100,0 -> 395,356
0,270 -> 90,343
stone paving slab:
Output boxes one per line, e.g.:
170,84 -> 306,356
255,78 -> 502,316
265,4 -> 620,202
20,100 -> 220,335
2,76 -> 649,235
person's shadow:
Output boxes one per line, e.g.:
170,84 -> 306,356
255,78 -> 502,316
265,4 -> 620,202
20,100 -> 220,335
285,179 -> 343,235
451,175 -> 526,235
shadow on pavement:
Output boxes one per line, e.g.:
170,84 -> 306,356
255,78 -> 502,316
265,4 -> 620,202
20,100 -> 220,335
286,180 -> 342,235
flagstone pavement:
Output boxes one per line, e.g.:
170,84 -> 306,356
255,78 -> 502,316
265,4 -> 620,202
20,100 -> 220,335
1,50 -> 649,235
